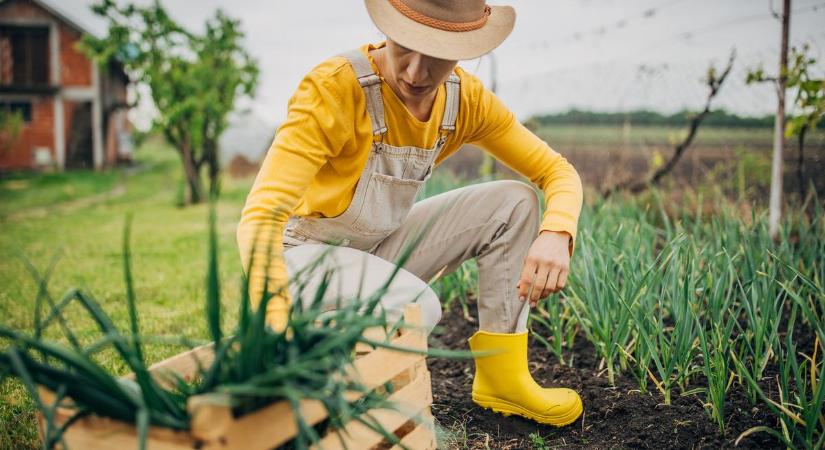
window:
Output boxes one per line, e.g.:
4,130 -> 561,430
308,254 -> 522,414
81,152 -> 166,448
1,101 -> 32,122
0,26 -> 50,86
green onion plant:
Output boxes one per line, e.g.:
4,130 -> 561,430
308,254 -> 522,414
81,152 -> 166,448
0,197 -> 475,450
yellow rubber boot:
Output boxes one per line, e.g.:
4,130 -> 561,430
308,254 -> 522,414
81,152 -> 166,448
468,330 -> 583,426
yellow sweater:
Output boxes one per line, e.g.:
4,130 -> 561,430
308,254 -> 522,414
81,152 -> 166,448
236,41 -> 583,330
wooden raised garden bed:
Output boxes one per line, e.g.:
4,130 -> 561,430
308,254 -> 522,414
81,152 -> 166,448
36,303 -> 436,449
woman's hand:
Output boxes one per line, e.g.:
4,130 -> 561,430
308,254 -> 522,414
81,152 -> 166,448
517,230 -> 571,307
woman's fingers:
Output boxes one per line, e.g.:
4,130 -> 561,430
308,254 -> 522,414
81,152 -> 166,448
533,268 -> 559,306
530,264 -> 551,305
519,250 -> 571,306
557,269 -> 569,291
517,260 -> 538,301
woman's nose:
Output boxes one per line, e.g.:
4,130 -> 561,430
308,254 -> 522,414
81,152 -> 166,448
405,53 -> 428,85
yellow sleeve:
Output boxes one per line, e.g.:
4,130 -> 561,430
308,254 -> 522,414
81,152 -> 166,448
465,84 -> 583,256
236,68 -> 349,331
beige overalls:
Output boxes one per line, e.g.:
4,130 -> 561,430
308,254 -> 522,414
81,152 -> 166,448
282,48 -> 538,333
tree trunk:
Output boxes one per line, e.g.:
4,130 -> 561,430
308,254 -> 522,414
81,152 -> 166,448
205,139 -> 220,198
769,0 -> 790,239
181,141 -> 204,204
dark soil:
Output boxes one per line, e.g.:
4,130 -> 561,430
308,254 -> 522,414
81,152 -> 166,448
426,300 -> 783,450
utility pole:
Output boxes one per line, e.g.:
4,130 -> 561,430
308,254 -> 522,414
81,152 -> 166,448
490,51 -> 498,94
480,52 -> 498,179
769,0 -> 790,239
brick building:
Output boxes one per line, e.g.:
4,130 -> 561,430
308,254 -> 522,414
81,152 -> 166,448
0,0 -> 131,171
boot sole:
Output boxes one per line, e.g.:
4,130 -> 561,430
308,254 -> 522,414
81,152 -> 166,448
472,393 -> 583,427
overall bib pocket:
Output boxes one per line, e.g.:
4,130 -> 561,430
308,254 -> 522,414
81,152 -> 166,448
351,171 -> 428,235
283,227 -> 325,247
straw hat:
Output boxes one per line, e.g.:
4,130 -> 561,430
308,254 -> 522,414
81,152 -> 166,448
364,0 -> 516,61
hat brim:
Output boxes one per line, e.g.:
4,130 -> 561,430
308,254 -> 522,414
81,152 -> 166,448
364,0 -> 515,60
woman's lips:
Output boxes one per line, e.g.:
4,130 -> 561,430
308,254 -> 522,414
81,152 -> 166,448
401,80 -> 429,96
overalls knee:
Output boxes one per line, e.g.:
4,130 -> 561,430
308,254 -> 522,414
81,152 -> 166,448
282,48 -> 460,252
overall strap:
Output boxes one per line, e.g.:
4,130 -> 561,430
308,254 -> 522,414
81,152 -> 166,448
440,73 -> 460,132
338,49 -> 388,137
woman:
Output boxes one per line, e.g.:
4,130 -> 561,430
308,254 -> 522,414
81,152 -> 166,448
237,0 -> 584,427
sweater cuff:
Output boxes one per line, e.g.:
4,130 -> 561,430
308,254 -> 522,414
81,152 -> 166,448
537,214 -> 578,257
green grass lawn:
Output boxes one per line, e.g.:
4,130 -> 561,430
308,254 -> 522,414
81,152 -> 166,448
0,139 -> 254,449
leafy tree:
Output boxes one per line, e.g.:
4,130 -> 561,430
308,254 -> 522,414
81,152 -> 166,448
749,44 -> 824,200
0,109 -> 23,156
82,0 -> 259,203
784,45 -> 824,198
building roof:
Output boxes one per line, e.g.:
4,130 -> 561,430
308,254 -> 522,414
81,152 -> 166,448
0,0 -> 106,38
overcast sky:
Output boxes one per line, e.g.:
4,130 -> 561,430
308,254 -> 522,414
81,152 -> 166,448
56,0 -> 825,127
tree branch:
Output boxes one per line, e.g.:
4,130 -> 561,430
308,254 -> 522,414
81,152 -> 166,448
603,51 -> 736,197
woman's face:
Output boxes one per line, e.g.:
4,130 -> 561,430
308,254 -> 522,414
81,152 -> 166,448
383,39 -> 458,103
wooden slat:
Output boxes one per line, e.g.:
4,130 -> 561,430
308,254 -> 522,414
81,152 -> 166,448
309,369 -> 434,450
389,419 -> 437,450
39,386 -> 193,450
344,323 -> 427,391
355,326 -> 403,354
117,342 -> 216,390
146,342 -> 215,385
49,414 -> 194,450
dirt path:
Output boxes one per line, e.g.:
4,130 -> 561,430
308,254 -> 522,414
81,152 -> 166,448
3,184 -> 128,222
1,163 -> 155,222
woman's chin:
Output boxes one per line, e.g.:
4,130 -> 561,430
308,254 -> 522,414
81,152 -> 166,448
401,80 -> 432,97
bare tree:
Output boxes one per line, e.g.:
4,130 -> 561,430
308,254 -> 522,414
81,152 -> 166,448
603,51 -> 735,197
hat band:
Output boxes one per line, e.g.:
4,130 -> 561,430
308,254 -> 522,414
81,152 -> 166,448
387,0 -> 492,32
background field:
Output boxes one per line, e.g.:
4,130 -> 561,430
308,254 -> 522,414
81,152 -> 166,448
440,124 -> 825,198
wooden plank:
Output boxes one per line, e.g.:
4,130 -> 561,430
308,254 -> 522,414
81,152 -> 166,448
38,385 -> 193,449
47,414 -> 194,450
146,342 -> 215,382
344,325 -> 427,391
188,394 -> 234,442
389,419 -> 437,450
402,304 -> 422,333
117,342 -> 215,390
193,396 -> 328,449
310,369 -> 434,450
355,326 -> 399,354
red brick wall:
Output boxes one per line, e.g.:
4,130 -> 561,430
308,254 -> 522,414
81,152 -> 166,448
0,0 -> 102,170
0,1 -> 93,88
0,97 -> 54,171
59,23 -> 91,86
